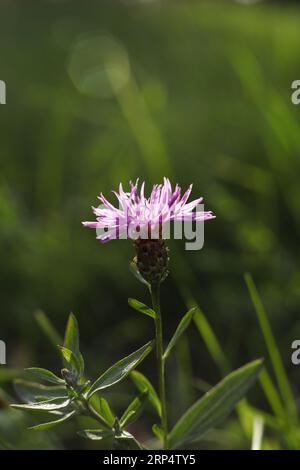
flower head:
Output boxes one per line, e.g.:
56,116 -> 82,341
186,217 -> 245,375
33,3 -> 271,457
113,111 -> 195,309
82,177 -> 215,243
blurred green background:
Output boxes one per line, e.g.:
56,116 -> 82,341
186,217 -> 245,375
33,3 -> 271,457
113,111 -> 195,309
1,0 -> 300,450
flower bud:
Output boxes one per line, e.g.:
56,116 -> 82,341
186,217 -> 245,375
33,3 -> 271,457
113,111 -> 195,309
61,368 -> 78,388
133,238 -> 169,285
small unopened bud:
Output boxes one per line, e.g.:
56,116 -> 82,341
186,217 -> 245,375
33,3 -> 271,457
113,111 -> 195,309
61,368 -> 77,388
133,238 -> 169,285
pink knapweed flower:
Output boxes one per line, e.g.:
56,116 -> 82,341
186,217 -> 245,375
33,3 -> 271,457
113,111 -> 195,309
82,178 -> 215,243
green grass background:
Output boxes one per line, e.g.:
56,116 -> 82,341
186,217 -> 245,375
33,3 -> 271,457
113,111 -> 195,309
1,0 -> 300,449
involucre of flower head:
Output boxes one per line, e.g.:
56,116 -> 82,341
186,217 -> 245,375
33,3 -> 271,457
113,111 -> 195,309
82,177 -> 215,243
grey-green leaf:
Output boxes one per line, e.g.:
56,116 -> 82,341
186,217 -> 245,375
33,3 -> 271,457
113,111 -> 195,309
163,307 -> 197,360
28,410 -> 76,431
99,397 -> 115,426
128,298 -> 156,319
64,313 -> 84,375
58,346 -> 82,377
114,430 -> 143,450
131,370 -> 161,417
14,379 -> 67,403
87,341 -> 153,398
78,430 -> 114,441
120,391 -> 148,428
11,397 -> 71,412
168,359 -> 264,449
25,368 -> 64,385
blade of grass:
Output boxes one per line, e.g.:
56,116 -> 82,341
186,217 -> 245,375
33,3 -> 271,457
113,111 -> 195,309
244,273 -> 297,420
193,306 -> 230,376
259,368 -> 285,421
174,335 -> 196,414
35,310 -> 62,348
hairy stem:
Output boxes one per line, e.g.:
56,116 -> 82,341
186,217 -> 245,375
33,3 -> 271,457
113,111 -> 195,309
151,283 -> 168,449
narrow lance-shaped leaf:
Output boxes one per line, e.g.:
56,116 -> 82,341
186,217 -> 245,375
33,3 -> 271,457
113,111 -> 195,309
58,346 -> 82,378
128,298 -> 156,319
87,341 -> 153,398
131,370 -> 161,417
120,391 -> 148,428
99,397 -> 115,426
14,379 -> 67,404
25,368 -> 64,385
168,359 -> 264,449
28,410 -> 76,431
11,397 -> 71,412
63,313 -> 84,375
163,307 -> 197,360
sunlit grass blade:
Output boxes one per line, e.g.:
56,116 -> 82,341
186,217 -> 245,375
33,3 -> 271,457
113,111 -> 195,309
244,273 -> 297,419
259,369 -> 285,421
193,304 -> 230,375
35,310 -> 62,348
251,415 -> 264,450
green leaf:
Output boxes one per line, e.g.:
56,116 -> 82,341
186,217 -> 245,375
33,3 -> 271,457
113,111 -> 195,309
78,430 -> 114,441
99,397 -> 115,426
14,379 -> 67,403
245,273 -> 297,417
114,430 -> 142,450
120,391 -> 148,428
28,410 -> 76,431
58,346 -> 82,378
11,397 -> 71,412
64,313 -> 84,375
25,368 -> 64,385
152,423 -> 164,442
168,359 -> 264,449
87,341 -> 153,398
128,298 -> 156,319
131,370 -> 161,417
163,307 -> 197,360
129,261 -> 149,287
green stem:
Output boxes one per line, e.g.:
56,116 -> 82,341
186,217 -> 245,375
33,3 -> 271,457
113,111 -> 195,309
85,399 -> 111,430
151,283 -> 168,449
